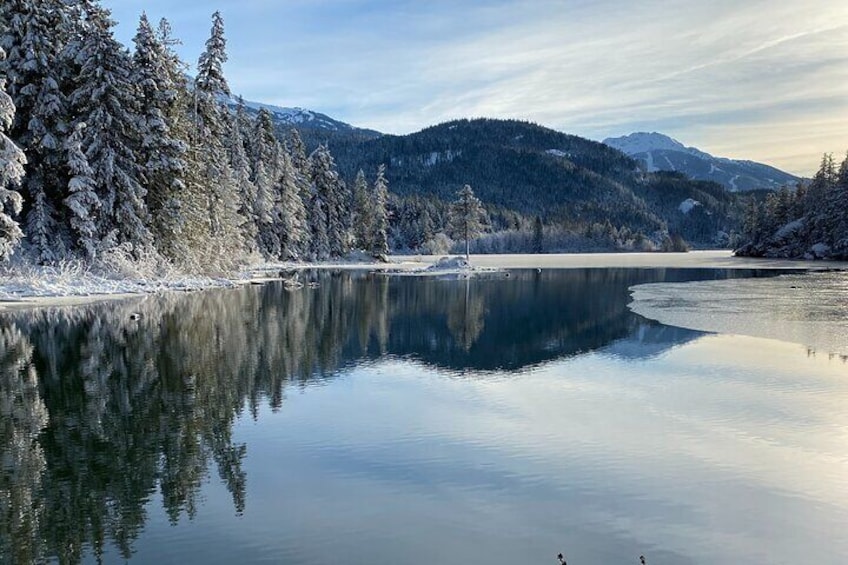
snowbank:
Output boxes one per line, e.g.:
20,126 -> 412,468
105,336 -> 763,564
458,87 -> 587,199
425,255 -> 471,271
0,253 -> 409,309
376,255 -> 504,278
0,262 -> 236,310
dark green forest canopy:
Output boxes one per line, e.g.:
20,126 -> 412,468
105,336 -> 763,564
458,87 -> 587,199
327,118 -> 747,247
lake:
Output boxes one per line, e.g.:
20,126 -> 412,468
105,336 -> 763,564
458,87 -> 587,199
1,268 -> 846,565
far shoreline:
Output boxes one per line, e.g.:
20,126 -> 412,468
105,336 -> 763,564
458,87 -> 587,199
2,250 -> 846,311
393,249 -> 848,271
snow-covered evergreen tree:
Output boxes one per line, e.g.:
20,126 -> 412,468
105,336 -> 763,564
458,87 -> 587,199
370,164 -> 390,256
70,2 -> 152,255
308,191 -> 330,261
188,11 -> 246,270
228,99 -> 258,252
63,123 -> 100,258
0,46 -> 26,260
277,152 -> 308,260
310,144 -> 349,258
251,108 -> 280,179
351,169 -> 371,250
288,128 -> 309,174
287,128 -> 312,253
152,17 -> 195,264
133,12 -> 187,261
248,106 -> 283,257
253,159 -> 280,258
195,11 -> 228,100
1,0 -> 72,261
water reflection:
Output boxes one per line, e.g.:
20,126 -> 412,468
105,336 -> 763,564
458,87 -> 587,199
0,268 -> 789,562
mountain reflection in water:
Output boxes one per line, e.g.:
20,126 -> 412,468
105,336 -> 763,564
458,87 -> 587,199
0,268 -> 781,563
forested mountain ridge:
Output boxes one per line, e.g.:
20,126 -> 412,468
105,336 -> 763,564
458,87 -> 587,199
330,118 -> 744,248
334,118 -> 636,208
605,132 -> 801,192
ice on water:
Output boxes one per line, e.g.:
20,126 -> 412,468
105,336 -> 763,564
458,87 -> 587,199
629,271 -> 848,357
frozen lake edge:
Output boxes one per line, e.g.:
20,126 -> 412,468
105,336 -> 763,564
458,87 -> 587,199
2,250 -> 847,311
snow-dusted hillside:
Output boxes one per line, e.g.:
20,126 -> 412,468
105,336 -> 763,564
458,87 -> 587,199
604,132 -> 801,191
227,96 -> 380,136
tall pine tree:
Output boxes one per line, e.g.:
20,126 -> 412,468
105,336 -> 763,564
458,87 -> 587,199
0,46 -> 26,260
276,152 -> 307,260
188,11 -> 246,269
370,164 -> 389,256
133,12 -> 187,261
0,0 -> 73,261
351,169 -> 371,250
63,123 -> 100,258
287,129 -> 311,201
253,159 -> 279,258
69,2 -> 152,256
310,145 -> 349,258
227,99 -> 258,253
251,108 -> 280,180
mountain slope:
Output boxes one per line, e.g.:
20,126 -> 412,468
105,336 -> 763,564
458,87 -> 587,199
225,96 -> 382,146
603,132 -> 800,191
332,118 -> 743,245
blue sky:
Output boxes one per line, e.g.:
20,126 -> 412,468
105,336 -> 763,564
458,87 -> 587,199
104,0 -> 847,176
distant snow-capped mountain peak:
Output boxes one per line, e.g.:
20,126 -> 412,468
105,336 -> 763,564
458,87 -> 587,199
225,95 -> 379,135
603,131 -> 801,191
605,132 -> 712,162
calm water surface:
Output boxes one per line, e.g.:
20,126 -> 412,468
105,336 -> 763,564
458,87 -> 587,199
1,269 -> 846,565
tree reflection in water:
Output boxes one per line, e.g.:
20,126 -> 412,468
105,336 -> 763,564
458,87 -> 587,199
447,277 -> 487,352
0,267 -> 763,562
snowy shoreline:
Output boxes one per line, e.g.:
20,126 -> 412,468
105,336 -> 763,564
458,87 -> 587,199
2,250 -> 846,311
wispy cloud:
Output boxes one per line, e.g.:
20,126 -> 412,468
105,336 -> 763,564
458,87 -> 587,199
107,0 -> 848,175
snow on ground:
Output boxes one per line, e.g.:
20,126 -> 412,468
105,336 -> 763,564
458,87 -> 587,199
809,242 -> 830,259
729,174 -> 739,191
382,255 -> 502,277
0,262 -> 238,311
628,270 -> 848,357
644,150 -> 657,172
426,255 -> 471,271
774,218 -> 804,240
0,252 -> 417,309
678,198 -> 700,214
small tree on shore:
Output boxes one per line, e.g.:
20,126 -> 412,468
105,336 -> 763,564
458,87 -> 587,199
448,184 -> 487,261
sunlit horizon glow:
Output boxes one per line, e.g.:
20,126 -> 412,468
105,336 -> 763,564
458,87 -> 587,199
104,0 -> 848,177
